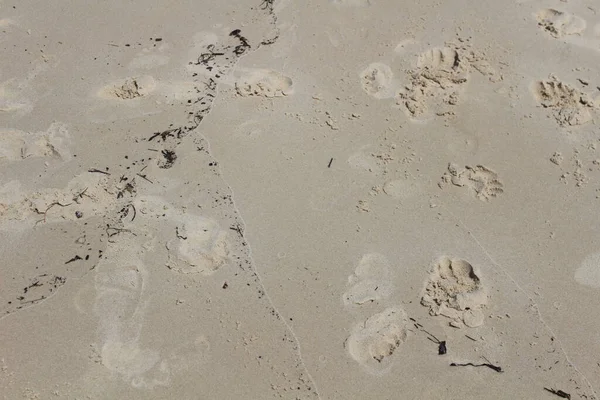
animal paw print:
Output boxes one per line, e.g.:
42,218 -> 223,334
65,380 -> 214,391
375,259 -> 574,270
536,9 -> 586,38
532,76 -> 596,127
440,163 -> 504,201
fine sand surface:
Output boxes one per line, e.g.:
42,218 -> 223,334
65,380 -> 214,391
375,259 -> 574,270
1,0 -> 600,399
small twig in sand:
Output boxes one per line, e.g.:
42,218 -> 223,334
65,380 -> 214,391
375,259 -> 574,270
65,255 -> 82,264
88,168 -> 110,175
230,223 -> 244,238
136,173 -> 153,184
544,388 -> 571,399
409,317 -> 446,354
106,225 -> 136,243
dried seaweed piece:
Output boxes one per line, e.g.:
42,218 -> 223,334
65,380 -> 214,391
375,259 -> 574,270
450,362 -> 503,373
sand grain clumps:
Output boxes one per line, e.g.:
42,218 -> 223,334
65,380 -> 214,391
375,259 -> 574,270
100,76 -> 156,100
421,257 -> 487,328
532,76 -> 596,127
440,163 -> 504,201
345,307 -> 408,374
396,47 -> 469,118
235,69 -> 293,98
343,253 -> 394,306
536,9 -> 586,38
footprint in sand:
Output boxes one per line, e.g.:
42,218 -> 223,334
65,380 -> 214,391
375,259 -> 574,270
347,147 -> 382,174
343,253 -> 394,306
359,63 -> 395,100
93,239 -> 169,389
133,196 -> 231,275
439,163 -> 504,201
165,214 -> 230,275
382,179 -> 419,200
0,83 -> 33,114
575,251 -> 600,289
345,307 -> 409,374
0,54 -> 56,116
0,122 -> 72,163
0,172 -> 115,229
396,47 -> 469,119
531,75 -> 597,127
98,76 -> 157,100
535,9 -> 586,38
396,43 -> 501,120
234,68 -> 293,98
420,256 -> 488,328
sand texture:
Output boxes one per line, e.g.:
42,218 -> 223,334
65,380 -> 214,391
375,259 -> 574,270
2,0 -> 600,399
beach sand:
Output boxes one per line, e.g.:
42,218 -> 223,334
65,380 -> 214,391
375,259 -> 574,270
1,0 -> 600,399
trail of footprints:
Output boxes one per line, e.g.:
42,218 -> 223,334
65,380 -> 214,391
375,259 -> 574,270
342,254 -> 489,374
342,254 -> 408,375
0,3 -> 316,397
359,41 -> 502,121
359,40 -> 598,128
340,255 -> 597,399
2,3 -> 600,398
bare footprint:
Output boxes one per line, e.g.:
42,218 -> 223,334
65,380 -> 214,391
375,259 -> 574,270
94,261 -> 146,335
343,253 -> 394,306
421,256 -> 487,328
440,163 -> 504,201
532,75 -> 596,127
536,9 -> 586,38
234,68 -> 293,98
359,63 -> 395,99
345,307 -> 408,374
94,240 -> 168,388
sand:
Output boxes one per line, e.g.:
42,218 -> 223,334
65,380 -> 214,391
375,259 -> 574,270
1,0 -> 600,399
